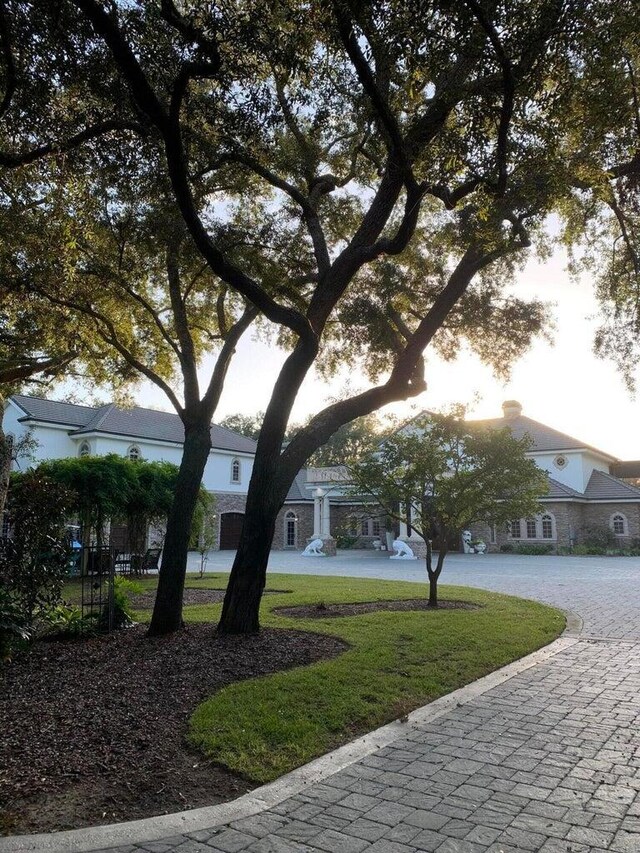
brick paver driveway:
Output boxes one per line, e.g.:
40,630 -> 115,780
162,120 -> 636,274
18,553 -> 640,853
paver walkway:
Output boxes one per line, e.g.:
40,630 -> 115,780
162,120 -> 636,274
7,554 -> 640,853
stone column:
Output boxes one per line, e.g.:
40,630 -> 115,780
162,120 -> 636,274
313,488 -> 323,536
407,502 -> 428,558
320,492 -> 336,555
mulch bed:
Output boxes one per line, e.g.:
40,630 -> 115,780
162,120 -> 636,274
0,625 -> 346,836
275,598 -> 480,618
130,588 -> 290,609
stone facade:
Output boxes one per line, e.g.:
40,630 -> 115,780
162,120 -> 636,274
470,500 -> 640,553
212,492 -> 250,550
271,503 -> 314,550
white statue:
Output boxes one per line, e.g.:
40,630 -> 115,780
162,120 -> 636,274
462,530 -> 475,554
372,539 -> 383,550
302,538 -> 326,557
390,539 -> 417,560
462,530 -> 486,554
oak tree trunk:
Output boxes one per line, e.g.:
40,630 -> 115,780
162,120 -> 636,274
148,419 -> 212,636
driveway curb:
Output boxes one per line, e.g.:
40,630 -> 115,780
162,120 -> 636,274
1,622 -> 578,853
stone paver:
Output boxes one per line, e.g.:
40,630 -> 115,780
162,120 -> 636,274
19,553 -> 640,852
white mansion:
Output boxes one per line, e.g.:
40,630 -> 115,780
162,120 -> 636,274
5,395 -> 640,552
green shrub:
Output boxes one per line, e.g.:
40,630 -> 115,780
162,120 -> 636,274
336,534 -> 358,549
99,576 -> 143,631
499,543 -> 514,553
42,603 -> 92,639
513,543 -> 554,555
0,587 -> 30,662
572,544 -> 607,556
0,472 -> 72,657
577,523 -> 616,549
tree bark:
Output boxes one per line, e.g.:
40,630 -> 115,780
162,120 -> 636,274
0,420 -> 11,521
427,539 -> 448,608
148,418 -> 212,636
217,436 -> 294,633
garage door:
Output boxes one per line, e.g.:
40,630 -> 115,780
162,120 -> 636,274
219,512 -> 245,550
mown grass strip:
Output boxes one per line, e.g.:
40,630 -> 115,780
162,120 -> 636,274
176,573 -> 564,783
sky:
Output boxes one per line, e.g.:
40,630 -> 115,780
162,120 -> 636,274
128,245 -> 640,462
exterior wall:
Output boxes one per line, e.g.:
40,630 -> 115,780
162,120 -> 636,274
582,502 -> 640,545
272,503 -> 314,550
470,502 -> 586,552
531,450 -> 610,493
213,493 -> 249,550
91,435 -> 253,493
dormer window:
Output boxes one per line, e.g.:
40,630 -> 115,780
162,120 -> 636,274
231,458 -> 241,483
127,445 -> 141,462
79,441 -> 90,458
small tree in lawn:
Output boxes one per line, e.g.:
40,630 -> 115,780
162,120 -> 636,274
189,492 -> 218,578
349,411 -> 548,607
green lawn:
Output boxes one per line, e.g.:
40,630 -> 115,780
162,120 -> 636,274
121,572 -> 564,784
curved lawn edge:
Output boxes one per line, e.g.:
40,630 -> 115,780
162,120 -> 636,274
187,575 -> 565,784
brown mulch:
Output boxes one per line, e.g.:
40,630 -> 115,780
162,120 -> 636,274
275,598 -> 480,618
130,588 -> 291,609
0,625 -> 347,836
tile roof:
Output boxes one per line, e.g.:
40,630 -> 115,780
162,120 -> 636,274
544,477 -> 584,499
469,414 -> 618,459
583,469 -> 640,501
10,394 -> 256,454
11,394 -> 102,428
285,469 -> 312,502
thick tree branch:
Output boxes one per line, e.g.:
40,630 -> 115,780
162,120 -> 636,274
0,119 -> 148,167
0,351 -> 76,385
202,304 -> 258,413
0,0 -> 16,120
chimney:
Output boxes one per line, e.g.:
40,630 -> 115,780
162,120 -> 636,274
502,400 -> 522,419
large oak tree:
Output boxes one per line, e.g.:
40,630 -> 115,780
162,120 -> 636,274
2,1 -> 638,635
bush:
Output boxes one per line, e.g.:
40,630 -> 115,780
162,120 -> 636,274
0,587 -> 30,662
513,543 -> 554,555
336,534 -> 358,549
42,603 -> 92,639
572,544 -> 607,556
576,523 -> 616,549
99,576 -> 143,631
0,472 -> 72,657
499,543 -> 514,553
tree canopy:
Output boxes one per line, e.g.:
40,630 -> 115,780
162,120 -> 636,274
0,0 -> 637,633
349,410 -> 549,605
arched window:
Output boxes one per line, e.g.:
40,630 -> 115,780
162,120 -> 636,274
231,458 -> 241,483
541,514 -> 554,539
611,513 -> 627,535
79,441 -> 90,458
127,445 -> 141,461
284,511 -> 297,548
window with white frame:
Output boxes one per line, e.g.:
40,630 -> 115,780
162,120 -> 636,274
489,524 -> 497,544
231,458 -> 241,483
347,515 -> 358,536
127,444 -> 141,461
284,511 -> 297,547
361,518 -> 370,536
509,513 -> 556,540
79,441 -> 90,458
611,513 -> 627,535
372,519 -> 381,537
